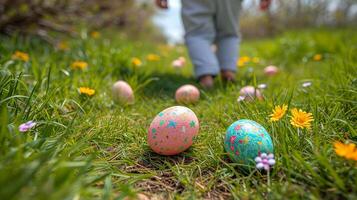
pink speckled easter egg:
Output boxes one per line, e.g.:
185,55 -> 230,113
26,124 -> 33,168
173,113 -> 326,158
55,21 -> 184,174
239,86 -> 263,102
264,65 -> 279,76
175,84 -> 200,104
148,106 -> 200,155
112,80 -> 134,105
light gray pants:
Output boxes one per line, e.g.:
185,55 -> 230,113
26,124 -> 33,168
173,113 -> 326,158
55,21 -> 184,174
181,0 -> 241,78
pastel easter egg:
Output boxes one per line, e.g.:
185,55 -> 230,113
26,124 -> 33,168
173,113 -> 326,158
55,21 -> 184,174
172,57 -> 186,68
264,65 -> 279,76
112,80 -> 134,105
178,56 -> 186,65
239,86 -> 263,101
224,119 -> 274,168
175,84 -> 200,104
148,106 -> 199,155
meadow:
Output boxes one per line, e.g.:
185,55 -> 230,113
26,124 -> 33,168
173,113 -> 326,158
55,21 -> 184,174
0,28 -> 356,200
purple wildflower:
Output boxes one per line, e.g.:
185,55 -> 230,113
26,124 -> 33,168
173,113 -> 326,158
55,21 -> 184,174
237,96 -> 245,102
255,153 -> 275,171
19,121 -> 37,132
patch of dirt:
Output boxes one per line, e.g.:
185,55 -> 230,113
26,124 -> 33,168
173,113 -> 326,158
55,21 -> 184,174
134,171 -> 184,194
135,150 -> 196,170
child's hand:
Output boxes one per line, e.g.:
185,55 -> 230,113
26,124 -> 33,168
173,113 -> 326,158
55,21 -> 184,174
260,0 -> 272,11
156,0 -> 168,9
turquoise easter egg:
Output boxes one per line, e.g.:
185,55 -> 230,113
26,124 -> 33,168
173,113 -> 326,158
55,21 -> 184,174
224,119 -> 274,168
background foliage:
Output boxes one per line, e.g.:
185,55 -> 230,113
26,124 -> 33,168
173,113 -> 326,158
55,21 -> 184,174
1,0 -> 357,41
240,0 -> 357,38
0,0 -> 156,40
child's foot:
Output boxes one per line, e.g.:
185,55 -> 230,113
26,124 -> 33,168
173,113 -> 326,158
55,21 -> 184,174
221,70 -> 236,82
199,75 -> 214,89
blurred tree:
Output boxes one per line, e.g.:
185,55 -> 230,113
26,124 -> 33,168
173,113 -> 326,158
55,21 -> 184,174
240,0 -> 357,38
0,0 -> 156,40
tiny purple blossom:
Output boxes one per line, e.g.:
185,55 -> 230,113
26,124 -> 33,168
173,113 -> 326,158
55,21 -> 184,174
18,121 -> 36,132
237,96 -> 245,102
255,153 -> 275,171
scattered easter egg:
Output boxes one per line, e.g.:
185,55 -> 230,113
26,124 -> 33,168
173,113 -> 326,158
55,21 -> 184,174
239,86 -> 263,101
172,57 -> 186,68
175,84 -> 200,104
264,65 -> 279,76
112,80 -> 134,105
224,119 -> 274,168
178,56 -> 186,64
148,106 -> 199,155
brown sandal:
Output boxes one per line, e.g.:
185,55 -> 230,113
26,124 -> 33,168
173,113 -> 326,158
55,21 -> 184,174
198,75 -> 214,89
221,70 -> 236,83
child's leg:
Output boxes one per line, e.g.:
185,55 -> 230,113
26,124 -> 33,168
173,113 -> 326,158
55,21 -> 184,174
215,0 -> 241,77
181,0 -> 219,79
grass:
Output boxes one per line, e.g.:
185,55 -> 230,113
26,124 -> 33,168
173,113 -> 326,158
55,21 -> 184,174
0,28 -> 356,200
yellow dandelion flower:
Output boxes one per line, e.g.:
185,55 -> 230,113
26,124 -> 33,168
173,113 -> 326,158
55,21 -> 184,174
79,87 -> 95,96
131,57 -> 142,67
240,56 -> 251,63
90,31 -> 100,39
237,60 -> 245,68
237,59 -> 246,67
12,51 -> 29,62
146,54 -> 160,61
237,56 -> 251,67
252,57 -> 260,64
313,54 -> 322,61
334,141 -> 357,161
290,108 -> 314,129
71,61 -> 88,70
57,41 -> 69,51
270,104 -> 288,122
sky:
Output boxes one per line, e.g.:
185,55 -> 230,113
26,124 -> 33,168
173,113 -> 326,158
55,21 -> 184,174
152,1 -> 184,44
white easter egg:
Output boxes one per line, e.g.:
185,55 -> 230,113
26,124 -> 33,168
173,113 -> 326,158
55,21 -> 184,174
239,86 -> 263,102
112,80 -> 134,105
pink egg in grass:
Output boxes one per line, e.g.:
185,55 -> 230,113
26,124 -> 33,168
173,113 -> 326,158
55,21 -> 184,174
175,84 -> 200,104
239,86 -> 263,102
178,56 -> 186,64
172,57 -> 186,68
148,106 -> 200,156
264,65 -> 279,76
112,80 -> 134,105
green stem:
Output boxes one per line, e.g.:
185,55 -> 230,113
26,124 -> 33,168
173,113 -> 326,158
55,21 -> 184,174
34,131 -> 38,141
267,170 -> 271,192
